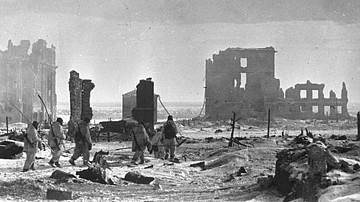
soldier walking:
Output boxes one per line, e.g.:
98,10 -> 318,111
22,121 -> 41,172
48,118 -> 66,168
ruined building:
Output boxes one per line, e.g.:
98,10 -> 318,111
68,70 -> 95,121
274,81 -> 349,119
205,47 -> 349,120
205,47 -> 280,119
125,78 -> 157,129
0,39 -> 57,123
122,88 -> 158,123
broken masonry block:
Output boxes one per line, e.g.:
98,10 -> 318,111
76,165 -> 114,185
50,170 -> 76,180
236,167 -> 247,176
124,172 -> 155,184
46,189 -> 73,200
190,161 -> 205,170
0,140 -> 24,159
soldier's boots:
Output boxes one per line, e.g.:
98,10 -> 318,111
69,159 -> 76,166
48,160 -> 56,168
55,162 -> 61,168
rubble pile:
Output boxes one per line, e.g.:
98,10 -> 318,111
274,132 -> 360,201
0,140 -> 24,159
76,150 -> 114,185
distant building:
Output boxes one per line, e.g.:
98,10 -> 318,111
0,39 -> 57,123
205,47 -> 349,120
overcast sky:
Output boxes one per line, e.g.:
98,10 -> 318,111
1,0 -> 359,103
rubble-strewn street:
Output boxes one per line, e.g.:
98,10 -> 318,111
1,118 -> 359,201
1,1 -> 360,201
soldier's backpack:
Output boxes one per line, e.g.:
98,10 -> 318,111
164,121 -> 176,139
74,124 -> 84,143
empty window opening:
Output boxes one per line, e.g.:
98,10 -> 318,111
240,58 -> 247,68
300,105 -> 306,112
240,73 -> 246,88
324,106 -> 331,116
300,90 -> 307,98
337,106 -> 342,114
312,106 -> 319,113
312,90 -> 318,99
233,79 -> 238,88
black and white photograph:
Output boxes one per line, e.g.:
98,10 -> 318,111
0,0 -> 360,201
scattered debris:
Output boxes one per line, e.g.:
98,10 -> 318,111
214,129 -> 223,134
190,162 -> 205,169
50,170 -> 76,180
144,165 -> 154,169
330,134 -> 347,140
76,150 -> 114,185
46,188 -> 73,200
124,172 -> 155,184
236,167 -> 247,176
0,140 -> 24,159
76,164 -> 114,185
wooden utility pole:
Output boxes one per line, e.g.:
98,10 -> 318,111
357,112 -> 360,141
267,109 -> 271,138
6,117 -> 9,134
228,112 -> 236,147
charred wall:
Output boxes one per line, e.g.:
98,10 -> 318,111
68,70 -> 95,122
0,39 -> 57,123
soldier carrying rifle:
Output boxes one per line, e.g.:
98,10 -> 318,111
48,117 -> 66,168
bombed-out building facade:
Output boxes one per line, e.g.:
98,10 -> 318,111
0,39 -> 57,123
205,47 -> 349,120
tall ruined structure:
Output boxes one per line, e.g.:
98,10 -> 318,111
0,39 -> 57,123
205,47 -> 349,120
68,70 -> 95,121
122,89 -> 158,122
131,78 -> 155,129
205,47 -> 281,119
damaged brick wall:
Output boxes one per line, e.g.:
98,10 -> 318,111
68,70 -> 95,122
275,80 -> 349,120
205,47 -> 281,119
0,39 -> 57,123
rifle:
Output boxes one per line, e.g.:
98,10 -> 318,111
37,95 -> 63,151
6,98 -> 31,124
158,96 -> 186,147
6,99 -> 46,148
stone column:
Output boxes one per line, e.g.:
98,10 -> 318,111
69,70 -> 82,121
81,79 -> 95,120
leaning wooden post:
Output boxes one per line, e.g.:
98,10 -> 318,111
228,112 -> 236,147
357,112 -> 360,141
6,116 -> 9,134
267,109 -> 271,138
107,130 -> 110,142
